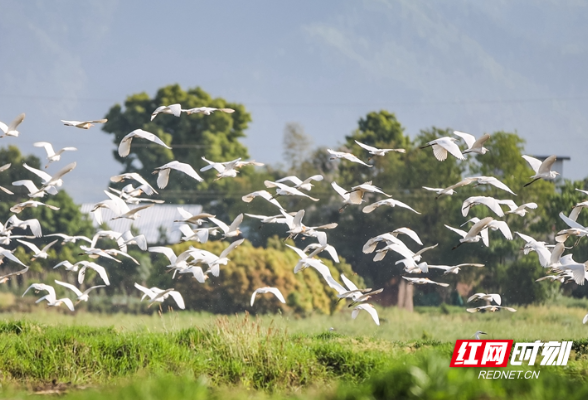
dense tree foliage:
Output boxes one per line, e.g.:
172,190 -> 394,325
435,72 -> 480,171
0,146 -> 95,287
95,85 -> 588,312
101,84 -> 260,214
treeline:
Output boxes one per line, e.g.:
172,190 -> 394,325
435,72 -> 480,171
1,84 -> 587,314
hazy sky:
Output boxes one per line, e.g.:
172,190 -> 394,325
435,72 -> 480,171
1,0 -> 587,203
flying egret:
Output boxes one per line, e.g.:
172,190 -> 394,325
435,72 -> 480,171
427,263 -> 485,275
373,240 -> 436,263
329,273 -> 373,301
242,190 -> 284,210
45,233 -> 92,245
118,231 -> 148,252
467,306 -> 516,313
0,113 -> 25,138
569,199 -> 588,221
52,260 -> 79,272
275,175 -> 323,191
332,181 -> 390,212
118,129 -> 171,157
148,246 -> 193,274
280,209 -> 337,243
92,193 -> 133,224
354,140 -> 406,160
79,246 -> 122,263
109,186 -> 164,205
556,211 -> 588,244
10,200 -> 60,214
33,142 -> 77,168
22,283 -> 55,298
152,161 -> 203,189
552,254 -> 588,285
30,162 -> 76,197
445,217 -> 493,249
200,157 -> 242,179
402,277 -> 450,287
522,155 -> 558,187
457,217 -> 513,243
16,239 -> 58,260
181,107 -> 235,115
327,149 -> 372,167
453,131 -> 490,154
467,293 -> 501,305
90,229 -> 124,249
7,215 -> 43,237
110,173 -> 158,195
504,202 -> 538,216
208,214 -> 244,238
111,204 -> 154,221
134,283 -> 185,309
0,266 -> 28,284
187,239 -> 245,275
55,280 -> 105,303
264,180 -> 319,201
419,137 -> 465,161
461,196 -> 511,217
178,266 -> 210,283
351,303 -> 380,325
285,244 -> 331,274
250,287 -> 286,307
77,261 -> 110,285
362,198 -> 421,214
346,288 -> 383,308
151,104 -> 182,121
174,208 -> 216,226
0,164 -> 13,195
12,180 -> 49,198
473,331 -> 487,339
302,243 -> 339,263
61,119 -> 107,129
244,213 -> 290,225
24,284 -> 75,311
535,275 -> 566,283
362,229 -> 423,254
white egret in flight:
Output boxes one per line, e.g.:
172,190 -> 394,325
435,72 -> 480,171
0,113 -> 25,138
522,155 -> 558,187
33,142 -> 77,168
453,131 -> 490,154
250,287 -> 286,307
118,129 -> 171,157
419,137 -> 465,161
61,119 -> 107,129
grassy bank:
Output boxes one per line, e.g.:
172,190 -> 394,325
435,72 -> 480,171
1,303 -> 587,340
0,305 -> 586,398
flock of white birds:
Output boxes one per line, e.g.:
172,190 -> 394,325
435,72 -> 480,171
0,106 -> 587,327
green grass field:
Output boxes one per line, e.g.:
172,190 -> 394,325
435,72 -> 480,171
0,304 -> 587,399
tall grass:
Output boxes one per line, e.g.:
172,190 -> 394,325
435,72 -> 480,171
1,305 -> 587,397
1,303 -> 586,340
0,314 -> 403,390
2,351 -> 586,400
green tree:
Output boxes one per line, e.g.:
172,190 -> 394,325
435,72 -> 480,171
283,122 -> 313,174
145,237 -> 359,315
0,146 -> 96,294
102,84 -> 253,207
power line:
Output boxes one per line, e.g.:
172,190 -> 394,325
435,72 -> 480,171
2,94 -> 588,107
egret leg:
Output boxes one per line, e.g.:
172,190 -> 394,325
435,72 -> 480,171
524,178 -> 540,187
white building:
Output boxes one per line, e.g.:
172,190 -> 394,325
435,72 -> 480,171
80,204 -> 202,244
